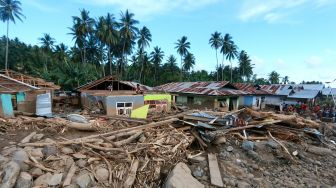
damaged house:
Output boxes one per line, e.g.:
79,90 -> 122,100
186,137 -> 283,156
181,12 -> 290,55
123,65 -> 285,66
77,76 -> 156,116
0,70 -> 60,117
233,83 -> 271,110
154,81 -> 247,111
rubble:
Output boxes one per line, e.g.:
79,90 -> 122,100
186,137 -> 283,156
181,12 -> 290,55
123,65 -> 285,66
0,107 -> 335,187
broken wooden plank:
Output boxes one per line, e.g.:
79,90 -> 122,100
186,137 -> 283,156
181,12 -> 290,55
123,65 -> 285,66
20,132 -> 36,144
63,163 -> 77,187
208,153 -> 224,187
124,159 -> 139,188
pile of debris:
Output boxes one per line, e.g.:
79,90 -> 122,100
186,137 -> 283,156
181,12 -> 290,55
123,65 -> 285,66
0,108 -> 335,187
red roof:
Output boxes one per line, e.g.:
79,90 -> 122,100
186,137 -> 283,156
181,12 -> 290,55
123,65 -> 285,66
233,83 -> 271,95
154,82 -> 247,96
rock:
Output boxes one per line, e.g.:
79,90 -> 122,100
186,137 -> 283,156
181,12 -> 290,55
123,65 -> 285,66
247,150 -> 260,161
237,181 -> 250,188
266,140 -> 279,149
32,134 -> 44,141
138,135 -> 146,143
0,154 -> 9,166
15,172 -> 32,188
214,136 -> 226,145
0,161 -> 21,188
76,173 -> 92,188
67,114 -> 88,123
42,145 -> 57,157
64,184 -> 80,188
163,162 -> 204,188
61,147 -> 74,154
73,153 -> 87,159
34,173 -> 52,187
307,146 -> 332,156
30,167 -> 44,177
242,140 -> 255,151
226,146 -> 234,152
192,166 -> 204,178
30,148 -> 44,158
44,138 -> 55,143
12,149 -> 29,170
76,159 -> 87,168
95,168 -> 109,182
48,173 -> 63,186
1,147 -> 17,157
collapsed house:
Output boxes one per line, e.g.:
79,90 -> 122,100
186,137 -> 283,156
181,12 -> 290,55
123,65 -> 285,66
233,83 -> 271,110
0,70 -> 60,117
77,76 -> 171,117
154,81 -> 247,111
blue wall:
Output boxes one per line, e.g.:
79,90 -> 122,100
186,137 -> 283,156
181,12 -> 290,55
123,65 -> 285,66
243,96 -> 254,106
1,94 -> 14,117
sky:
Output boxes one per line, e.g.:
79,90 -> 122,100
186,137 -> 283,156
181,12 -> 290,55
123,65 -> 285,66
1,0 -> 336,87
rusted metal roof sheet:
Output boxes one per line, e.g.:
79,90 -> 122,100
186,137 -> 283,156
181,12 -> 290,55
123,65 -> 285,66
233,83 -> 271,95
120,81 -> 152,91
154,82 -> 247,96
260,84 -> 292,95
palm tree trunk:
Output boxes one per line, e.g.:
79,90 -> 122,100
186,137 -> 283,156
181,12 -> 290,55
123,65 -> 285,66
101,46 -> 105,76
121,40 -> 127,78
230,61 -> 233,82
109,46 -> 112,76
216,49 -> 218,81
5,20 -> 9,70
180,56 -> 183,81
221,54 -> 225,81
154,66 -> 157,85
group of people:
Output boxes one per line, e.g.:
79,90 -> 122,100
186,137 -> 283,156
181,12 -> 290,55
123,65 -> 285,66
280,101 -> 335,120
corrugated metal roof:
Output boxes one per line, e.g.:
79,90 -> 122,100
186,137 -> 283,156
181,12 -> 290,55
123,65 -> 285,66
293,84 -> 324,91
120,81 -> 152,91
322,88 -> 336,95
233,83 -> 271,95
260,84 -> 292,95
287,90 -> 320,99
154,81 -> 247,96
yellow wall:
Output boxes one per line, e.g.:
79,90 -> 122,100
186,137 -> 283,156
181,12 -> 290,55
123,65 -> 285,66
144,94 -> 171,102
131,105 -> 149,119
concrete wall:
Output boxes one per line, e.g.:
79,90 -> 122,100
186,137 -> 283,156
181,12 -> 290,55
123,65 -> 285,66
265,95 -> 282,106
144,94 -> 171,110
105,95 -> 144,116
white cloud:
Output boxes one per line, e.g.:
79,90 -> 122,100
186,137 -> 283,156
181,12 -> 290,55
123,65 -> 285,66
76,0 -> 219,18
305,56 -> 323,67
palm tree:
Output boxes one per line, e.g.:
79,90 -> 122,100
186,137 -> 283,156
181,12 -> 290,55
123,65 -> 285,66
55,43 -> 68,63
120,9 -> 139,78
69,9 -> 95,64
209,31 -> 222,81
268,71 -> 280,84
175,36 -> 190,81
238,50 -> 253,82
95,13 -> 119,76
183,52 -> 195,73
167,55 -> 177,74
150,46 -> 164,85
221,34 -> 238,82
38,33 -> 56,71
137,26 -> 152,83
282,76 -> 289,84
0,0 -> 24,70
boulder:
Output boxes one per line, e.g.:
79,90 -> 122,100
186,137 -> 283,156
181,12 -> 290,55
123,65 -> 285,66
1,161 -> 21,188
95,168 -> 109,182
30,148 -> 44,158
242,140 -> 255,151
12,149 -> 29,170
75,173 -> 92,188
163,162 -> 204,188
15,172 -> 32,188
30,167 -> 44,177
42,145 -> 57,157
307,146 -> 332,156
48,173 -> 63,186
61,147 -> 74,155
32,134 -> 44,141
34,173 -> 52,187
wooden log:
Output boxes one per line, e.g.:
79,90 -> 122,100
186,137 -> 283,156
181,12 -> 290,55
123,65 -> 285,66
208,153 -> 224,187
24,160 -> 55,173
114,132 -> 143,147
268,131 -> 297,164
20,132 -> 37,144
124,159 -> 139,188
62,163 -> 77,187
71,118 -> 179,141
83,143 -> 126,152
191,130 -> 207,150
105,130 -> 139,140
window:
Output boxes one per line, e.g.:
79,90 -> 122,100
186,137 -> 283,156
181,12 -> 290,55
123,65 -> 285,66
144,100 -> 168,111
116,102 -> 133,116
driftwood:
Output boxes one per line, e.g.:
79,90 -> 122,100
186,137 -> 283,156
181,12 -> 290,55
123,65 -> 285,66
105,130 -> 139,140
20,132 -> 37,144
245,108 -> 319,129
124,159 -> 139,188
63,163 -> 77,187
73,118 -> 179,141
268,131 -> 297,163
24,160 -> 55,173
114,132 -> 143,147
